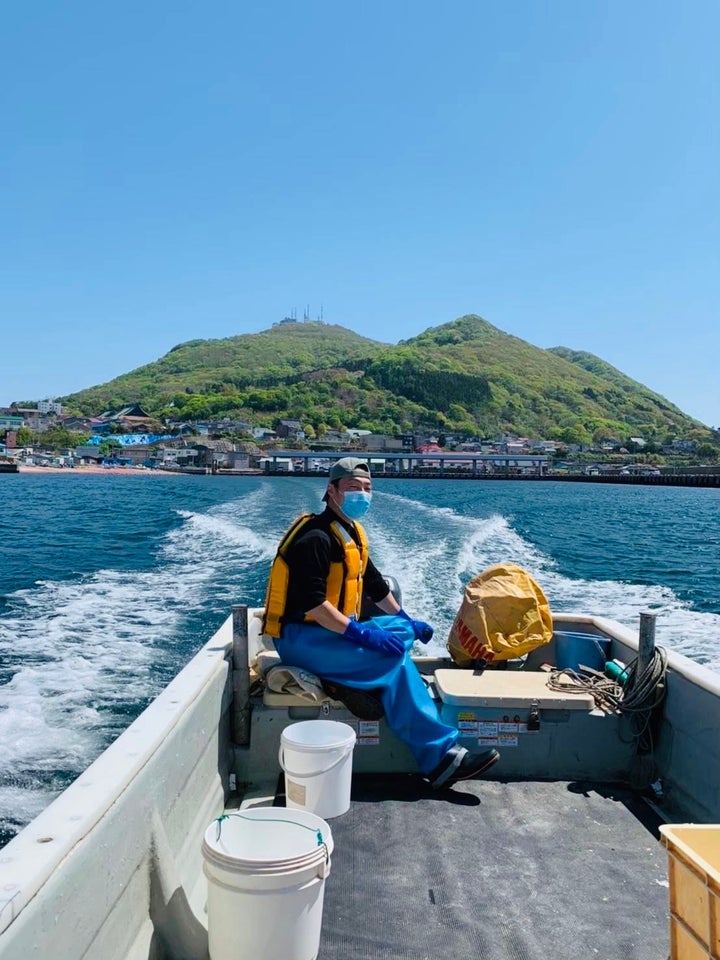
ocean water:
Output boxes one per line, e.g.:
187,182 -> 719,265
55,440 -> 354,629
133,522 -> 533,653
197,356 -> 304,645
1,473 -> 718,844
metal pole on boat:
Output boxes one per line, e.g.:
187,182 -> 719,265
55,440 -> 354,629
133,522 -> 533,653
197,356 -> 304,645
232,604 -> 251,745
638,612 -> 657,677
627,611 -> 660,789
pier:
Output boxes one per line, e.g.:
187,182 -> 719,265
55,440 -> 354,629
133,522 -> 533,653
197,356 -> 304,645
260,451 -> 549,478
255,451 -> 720,488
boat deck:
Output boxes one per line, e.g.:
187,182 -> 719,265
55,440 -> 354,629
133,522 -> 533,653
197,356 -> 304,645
275,774 -> 669,960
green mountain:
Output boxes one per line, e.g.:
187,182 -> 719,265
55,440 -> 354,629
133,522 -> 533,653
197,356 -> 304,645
61,315 -> 712,443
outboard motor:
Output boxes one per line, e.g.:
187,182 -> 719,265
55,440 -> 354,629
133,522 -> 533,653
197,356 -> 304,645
360,574 -> 402,620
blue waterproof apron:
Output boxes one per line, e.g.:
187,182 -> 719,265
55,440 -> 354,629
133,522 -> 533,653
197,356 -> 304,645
274,614 -> 458,774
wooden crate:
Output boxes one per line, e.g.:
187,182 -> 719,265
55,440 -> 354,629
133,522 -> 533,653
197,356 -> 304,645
660,824 -> 720,959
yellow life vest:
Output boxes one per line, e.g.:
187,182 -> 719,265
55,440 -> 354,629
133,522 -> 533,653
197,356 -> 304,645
262,514 -> 370,638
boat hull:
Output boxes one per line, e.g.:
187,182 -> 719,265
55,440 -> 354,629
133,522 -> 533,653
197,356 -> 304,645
0,618 -> 233,959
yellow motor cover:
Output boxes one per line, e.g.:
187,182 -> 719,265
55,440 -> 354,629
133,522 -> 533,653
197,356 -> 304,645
448,563 -> 553,666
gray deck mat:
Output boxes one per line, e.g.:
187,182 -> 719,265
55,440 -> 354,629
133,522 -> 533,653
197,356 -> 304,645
308,775 -> 669,960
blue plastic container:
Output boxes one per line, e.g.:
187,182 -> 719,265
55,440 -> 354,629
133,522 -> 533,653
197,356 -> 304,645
554,631 -> 611,672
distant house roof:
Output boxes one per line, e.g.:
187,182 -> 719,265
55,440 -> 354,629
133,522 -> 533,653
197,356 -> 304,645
75,446 -> 105,460
62,416 -> 100,428
194,439 -> 235,452
99,404 -> 150,421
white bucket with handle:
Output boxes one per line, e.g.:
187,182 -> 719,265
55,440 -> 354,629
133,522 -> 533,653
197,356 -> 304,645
202,807 -> 333,960
279,720 -> 357,819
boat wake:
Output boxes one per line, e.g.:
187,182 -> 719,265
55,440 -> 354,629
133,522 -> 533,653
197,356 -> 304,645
0,488 -> 277,845
370,490 -> 720,668
2,479 -> 718,846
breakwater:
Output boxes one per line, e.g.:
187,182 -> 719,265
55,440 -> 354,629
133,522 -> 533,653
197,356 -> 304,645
255,467 -> 720,487
256,451 -> 720,487
542,472 -> 718,488
546,473 -> 719,487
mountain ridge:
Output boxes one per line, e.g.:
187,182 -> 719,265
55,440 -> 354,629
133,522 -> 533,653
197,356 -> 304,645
59,315 -> 712,443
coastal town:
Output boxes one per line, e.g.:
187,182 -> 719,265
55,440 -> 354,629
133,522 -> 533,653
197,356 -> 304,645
1,399 -> 718,484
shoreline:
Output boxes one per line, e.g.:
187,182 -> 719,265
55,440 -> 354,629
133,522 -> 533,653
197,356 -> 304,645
7,464 -> 720,487
16,464 -> 171,476
12,465 -> 266,477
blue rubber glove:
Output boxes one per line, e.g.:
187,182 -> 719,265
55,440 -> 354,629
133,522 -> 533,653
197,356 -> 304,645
343,619 -> 406,656
398,608 -> 434,643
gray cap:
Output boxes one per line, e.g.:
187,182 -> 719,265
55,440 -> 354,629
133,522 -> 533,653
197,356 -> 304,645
328,456 -> 371,482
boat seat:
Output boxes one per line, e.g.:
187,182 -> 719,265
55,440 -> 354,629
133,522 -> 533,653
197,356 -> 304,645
257,646 -> 381,714
434,669 -> 595,710
254,646 -> 341,709
262,688 -> 340,708
255,648 -> 282,676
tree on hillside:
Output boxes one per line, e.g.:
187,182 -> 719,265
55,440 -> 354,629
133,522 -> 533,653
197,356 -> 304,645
98,439 -> 121,458
697,444 -> 718,461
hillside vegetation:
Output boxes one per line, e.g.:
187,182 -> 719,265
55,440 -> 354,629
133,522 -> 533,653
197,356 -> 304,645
61,316 -> 712,444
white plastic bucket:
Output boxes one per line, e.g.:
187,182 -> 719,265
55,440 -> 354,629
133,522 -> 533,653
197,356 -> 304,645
202,807 -> 334,960
279,720 -> 357,819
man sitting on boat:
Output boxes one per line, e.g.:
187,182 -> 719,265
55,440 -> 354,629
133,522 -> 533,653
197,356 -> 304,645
263,456 -> 500,789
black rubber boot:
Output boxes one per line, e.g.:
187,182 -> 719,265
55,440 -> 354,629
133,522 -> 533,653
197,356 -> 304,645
427,745 -> 500,789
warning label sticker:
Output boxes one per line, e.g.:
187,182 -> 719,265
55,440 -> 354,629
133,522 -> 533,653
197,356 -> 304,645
477,721 -> 499,737
359,721 -> 379,737
459,720 -> 479,735
498,733 -> 519,747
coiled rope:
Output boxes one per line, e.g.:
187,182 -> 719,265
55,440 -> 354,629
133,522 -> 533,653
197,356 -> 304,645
615,646 -> 668,755
546,646 -> 668,780
546,666 -> 624,712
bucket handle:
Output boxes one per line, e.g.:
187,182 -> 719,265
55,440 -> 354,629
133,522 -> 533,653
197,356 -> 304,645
279,742 -> 353,779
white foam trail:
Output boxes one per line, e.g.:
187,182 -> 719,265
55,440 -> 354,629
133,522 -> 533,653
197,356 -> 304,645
370,490 -> 720,667
0,485 -> 278,839
2,480 -> 718,841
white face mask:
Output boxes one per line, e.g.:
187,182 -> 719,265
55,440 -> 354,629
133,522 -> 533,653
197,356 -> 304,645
340,490 -> 372,520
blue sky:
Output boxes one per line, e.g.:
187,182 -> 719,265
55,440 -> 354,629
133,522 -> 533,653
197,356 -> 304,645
1,1 -> 718,427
